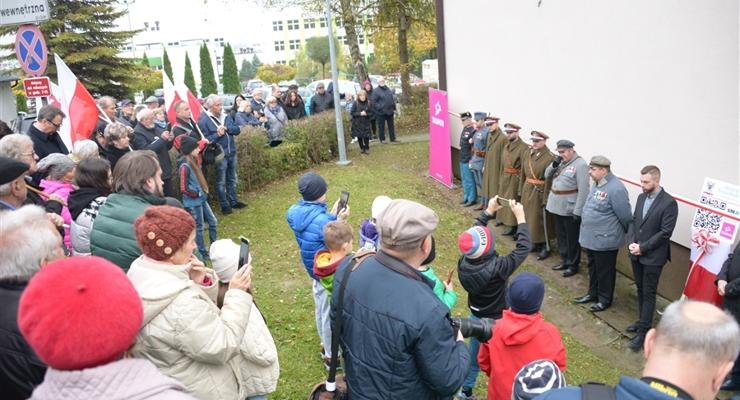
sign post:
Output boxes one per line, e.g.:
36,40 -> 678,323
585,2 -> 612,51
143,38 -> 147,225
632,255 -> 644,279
0,0 -> 50,26
428,88 -> 453,188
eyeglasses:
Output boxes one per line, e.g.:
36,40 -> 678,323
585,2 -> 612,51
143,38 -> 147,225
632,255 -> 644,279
46,119 -> 61,129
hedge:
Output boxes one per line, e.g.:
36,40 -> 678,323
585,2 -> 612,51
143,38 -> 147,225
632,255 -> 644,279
172,88 -> 429,202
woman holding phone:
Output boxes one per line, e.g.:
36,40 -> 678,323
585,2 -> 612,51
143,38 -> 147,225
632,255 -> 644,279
126,205 -> 255,400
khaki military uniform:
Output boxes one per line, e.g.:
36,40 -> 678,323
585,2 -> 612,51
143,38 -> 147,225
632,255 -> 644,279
519,146 -> 555,243
497,137 -> 528,226
481,127 -> 506,201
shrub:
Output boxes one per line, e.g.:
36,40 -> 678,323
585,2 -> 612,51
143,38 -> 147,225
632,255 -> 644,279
395,85 -> 430,135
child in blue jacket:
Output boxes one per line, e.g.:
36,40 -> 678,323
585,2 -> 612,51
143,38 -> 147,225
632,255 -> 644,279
177,135 -> 217,259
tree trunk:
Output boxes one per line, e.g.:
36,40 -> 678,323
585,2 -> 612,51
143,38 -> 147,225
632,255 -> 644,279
339,0 -> 368,84
397,5 -> 411,105
321,63 -> 326,79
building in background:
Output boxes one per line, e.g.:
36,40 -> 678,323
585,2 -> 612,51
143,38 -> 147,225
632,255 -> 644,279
438,0 -> 739,300
262,6 -> 375,65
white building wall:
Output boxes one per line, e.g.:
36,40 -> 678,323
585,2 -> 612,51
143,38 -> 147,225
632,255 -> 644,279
443,0 -> 740,247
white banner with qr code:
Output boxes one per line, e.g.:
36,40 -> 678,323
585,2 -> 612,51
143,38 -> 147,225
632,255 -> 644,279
683,178 -> 740,305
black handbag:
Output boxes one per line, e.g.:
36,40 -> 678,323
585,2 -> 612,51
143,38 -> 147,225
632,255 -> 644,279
308,250 -> 375,400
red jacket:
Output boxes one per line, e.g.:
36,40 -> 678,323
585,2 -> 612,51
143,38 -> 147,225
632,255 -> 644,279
478,309 -> 566,400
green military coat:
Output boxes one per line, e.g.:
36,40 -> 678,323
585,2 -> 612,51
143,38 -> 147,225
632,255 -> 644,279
497,137 -> 528,226
519,146 -> 555,243
481,127 -> 506,200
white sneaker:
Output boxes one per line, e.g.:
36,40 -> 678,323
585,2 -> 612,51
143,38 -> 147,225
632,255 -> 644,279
350,138 -> 358,144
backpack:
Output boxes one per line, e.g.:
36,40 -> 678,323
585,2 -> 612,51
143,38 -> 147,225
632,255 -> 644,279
581,383 -> 616,400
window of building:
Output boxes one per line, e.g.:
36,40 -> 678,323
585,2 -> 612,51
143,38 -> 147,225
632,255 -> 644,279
287,19 -> 299,30
335,16 -> 343,27
289,39 -> 301,50
304,18 -> 315,29
274,40 -> 285,51
359,35 -> 364,45
319,17 -> 327,27
276,60 -> 286,65
272,20 -> 283,31
216,56 -> 222,66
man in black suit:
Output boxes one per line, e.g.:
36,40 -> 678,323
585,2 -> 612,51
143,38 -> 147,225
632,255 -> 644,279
626,165 -> 678,351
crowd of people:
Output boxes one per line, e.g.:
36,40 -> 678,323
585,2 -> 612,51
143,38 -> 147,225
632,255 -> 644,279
0,91 -> 739,400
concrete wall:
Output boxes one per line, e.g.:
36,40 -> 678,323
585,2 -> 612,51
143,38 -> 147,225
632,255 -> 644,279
442,0 -> 739,300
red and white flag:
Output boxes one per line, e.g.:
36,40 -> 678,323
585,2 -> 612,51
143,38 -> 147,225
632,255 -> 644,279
48,81 -> 62,108
162,72 -> 182,125
54,54 -> 98,150
176,83 -> 202,122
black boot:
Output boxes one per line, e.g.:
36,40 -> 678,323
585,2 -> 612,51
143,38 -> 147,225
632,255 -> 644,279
537,246 -> 550,260
502,226 -> 517,236
627,332 -> 646,352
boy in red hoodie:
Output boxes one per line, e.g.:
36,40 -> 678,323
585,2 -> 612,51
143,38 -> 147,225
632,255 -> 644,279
478,272 -> 566,400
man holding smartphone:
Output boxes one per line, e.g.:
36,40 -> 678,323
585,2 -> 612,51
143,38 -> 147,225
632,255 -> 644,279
544,140 -> 590,278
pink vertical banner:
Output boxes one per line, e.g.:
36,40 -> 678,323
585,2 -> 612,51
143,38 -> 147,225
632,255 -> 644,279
428,88 -> 453,188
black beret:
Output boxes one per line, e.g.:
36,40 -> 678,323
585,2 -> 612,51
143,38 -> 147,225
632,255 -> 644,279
0,156 -> 30,185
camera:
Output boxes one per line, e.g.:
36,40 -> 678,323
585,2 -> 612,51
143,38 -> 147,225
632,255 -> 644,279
451,317 -> 495,342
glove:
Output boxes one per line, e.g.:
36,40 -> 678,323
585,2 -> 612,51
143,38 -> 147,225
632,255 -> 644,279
551,155 -> 563,169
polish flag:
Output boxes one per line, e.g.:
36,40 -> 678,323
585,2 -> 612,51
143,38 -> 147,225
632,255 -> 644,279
162,72 -> 182,125
176,84 -> 202,122
48,81 -> 62,108
54,54 -> 99,150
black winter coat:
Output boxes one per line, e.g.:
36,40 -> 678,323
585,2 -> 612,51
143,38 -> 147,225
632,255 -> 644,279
332,251 -> 470,399
310,92 -> 334,114
0,282 -> 46,400
27,124 -> 69,161
370,85 -> 395,116
718,245 -> 740,323
350,100 -> 374,138
284,100 -> 307,120
132,123 -> 174,180
457,211 -> 532,319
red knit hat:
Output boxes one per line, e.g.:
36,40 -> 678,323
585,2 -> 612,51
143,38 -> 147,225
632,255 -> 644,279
134,206 -> 195,261
18,256 -> 143,370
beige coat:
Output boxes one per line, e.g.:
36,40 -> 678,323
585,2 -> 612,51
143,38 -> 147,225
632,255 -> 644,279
481,127 -> 506,200
497,137 -> 529,226
238,303 -> 280,397
127,256 -> 252,400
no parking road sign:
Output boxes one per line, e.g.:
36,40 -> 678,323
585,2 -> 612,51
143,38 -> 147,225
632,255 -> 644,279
15,24 -> 48,76
23,76 -> 50,98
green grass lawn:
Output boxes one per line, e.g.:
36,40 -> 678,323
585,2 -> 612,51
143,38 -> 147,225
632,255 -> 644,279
220,141 -> 623,399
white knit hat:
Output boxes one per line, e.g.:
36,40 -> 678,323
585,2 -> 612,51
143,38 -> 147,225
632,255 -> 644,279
371,195 -> 393,220
209,239 -> 240,283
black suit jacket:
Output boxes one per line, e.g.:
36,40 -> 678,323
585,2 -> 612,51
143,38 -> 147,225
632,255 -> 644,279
628,189 -> 678,266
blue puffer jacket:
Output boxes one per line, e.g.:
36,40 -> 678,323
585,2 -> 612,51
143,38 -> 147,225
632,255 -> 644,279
332,252 -> 470,399
197,112 -> 240,155
286,200 -> 337,279
536,376 -> 681,400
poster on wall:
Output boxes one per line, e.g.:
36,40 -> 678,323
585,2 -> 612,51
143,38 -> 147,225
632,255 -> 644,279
428,88 -> 452,188
682,177 -> 740,305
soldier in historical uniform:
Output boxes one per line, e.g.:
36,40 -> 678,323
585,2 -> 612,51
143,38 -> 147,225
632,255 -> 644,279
469,112 -> 490,211
459,112 -> 478,207
481,116 -> 505,212
519,131 -> 554,260
498,123 -> 529,236
545,140 -> 590,277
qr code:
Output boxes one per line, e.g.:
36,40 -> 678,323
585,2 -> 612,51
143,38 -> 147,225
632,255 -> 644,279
699,195 -> 728,211
693,209 -> 723,234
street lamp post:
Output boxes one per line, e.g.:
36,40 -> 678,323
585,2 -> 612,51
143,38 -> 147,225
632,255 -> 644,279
324,0 -> 351,166
122,0 -> 136,58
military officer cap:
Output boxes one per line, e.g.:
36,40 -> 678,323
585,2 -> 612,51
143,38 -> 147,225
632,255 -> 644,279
504,123 -> 521,133
0,156 -> 30,185
556,139 -> 575,150
473,112 -> 487,121
484,115 -> 500,122
530,131 -> 549,141
460,112 -> 472,120
589,155 -> 612,168
144,96 -> 158,104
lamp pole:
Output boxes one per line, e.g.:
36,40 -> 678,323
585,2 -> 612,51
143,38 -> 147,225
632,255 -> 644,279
122,0 -> 136,58
324,0 -> 351,166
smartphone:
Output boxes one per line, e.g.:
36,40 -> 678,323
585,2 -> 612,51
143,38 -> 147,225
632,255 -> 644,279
338,191 -> 350,212
238,236 -> 250,269
497,197 -> 511,207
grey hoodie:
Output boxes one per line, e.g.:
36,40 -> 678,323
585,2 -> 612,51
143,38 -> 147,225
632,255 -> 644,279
29,358 -> 195,400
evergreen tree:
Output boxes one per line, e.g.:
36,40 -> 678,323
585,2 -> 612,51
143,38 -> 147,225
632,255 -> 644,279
183,53 -> 197,94
162,48 -> 173,80
0,0 -> 144,99
222,43 -> 240,94
141,52 -> 150,67
239,59 -> 254,81
199,43 -> 217,97
251,54 -> 263,72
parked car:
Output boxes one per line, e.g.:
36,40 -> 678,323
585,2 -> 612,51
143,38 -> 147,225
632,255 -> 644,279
220,94 -> 239,111
245,79 -> 265,94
